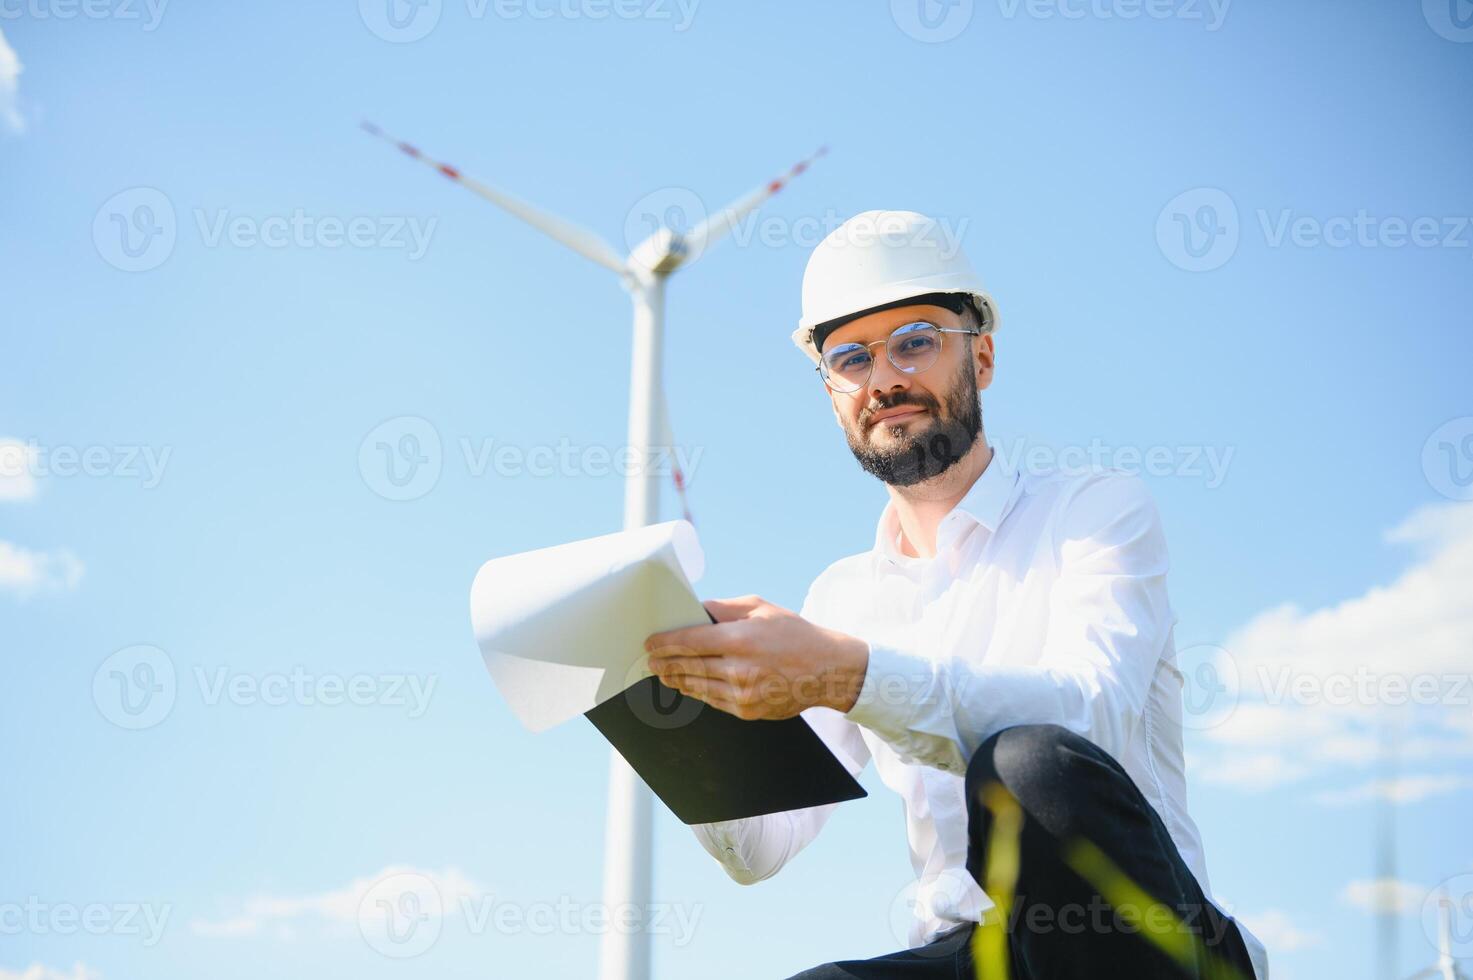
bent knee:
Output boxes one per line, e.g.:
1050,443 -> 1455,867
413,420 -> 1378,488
965,723 -> 1100,802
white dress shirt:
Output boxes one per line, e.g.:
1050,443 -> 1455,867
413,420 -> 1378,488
690,447 -> 1267,979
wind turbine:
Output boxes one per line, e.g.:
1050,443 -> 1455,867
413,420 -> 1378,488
363,122 -> 825,980
1407,893 -> 1468,980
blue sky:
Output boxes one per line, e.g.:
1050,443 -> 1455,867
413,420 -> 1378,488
2,2 -> 1471,978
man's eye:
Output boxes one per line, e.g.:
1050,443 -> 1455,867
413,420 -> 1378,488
839,352 -> 872,371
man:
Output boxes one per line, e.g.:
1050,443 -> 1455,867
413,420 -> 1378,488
644,210 -> 1267,979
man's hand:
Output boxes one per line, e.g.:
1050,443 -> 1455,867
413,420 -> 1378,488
644,595 -> 869,720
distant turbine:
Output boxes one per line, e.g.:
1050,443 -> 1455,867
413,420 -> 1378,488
363,122 -> 825,980
1406,893 -> 1468,980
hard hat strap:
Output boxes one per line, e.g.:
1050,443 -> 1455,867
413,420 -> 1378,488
811,291 -> 978,355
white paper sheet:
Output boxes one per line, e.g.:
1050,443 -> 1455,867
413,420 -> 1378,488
469,519 -> 708,733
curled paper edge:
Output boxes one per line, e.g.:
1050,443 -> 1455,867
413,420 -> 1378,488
470,520 -> 708,732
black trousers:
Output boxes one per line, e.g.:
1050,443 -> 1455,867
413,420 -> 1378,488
787,725 -> 1257,979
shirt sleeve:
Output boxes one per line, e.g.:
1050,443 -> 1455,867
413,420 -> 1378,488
688,579 -> 873,885
842,471 -> 1173,773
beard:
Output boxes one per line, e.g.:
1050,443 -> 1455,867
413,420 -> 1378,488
844,356 -> 983,487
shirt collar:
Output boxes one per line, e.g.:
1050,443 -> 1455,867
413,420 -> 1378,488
871,446 -> 1020,566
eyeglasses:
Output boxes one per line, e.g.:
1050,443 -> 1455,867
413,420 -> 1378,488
816,320 -> 981,393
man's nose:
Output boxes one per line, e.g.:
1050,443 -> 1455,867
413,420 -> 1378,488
867,351 -> 912,398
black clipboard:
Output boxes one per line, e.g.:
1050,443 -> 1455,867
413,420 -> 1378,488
583,612 -> 867,825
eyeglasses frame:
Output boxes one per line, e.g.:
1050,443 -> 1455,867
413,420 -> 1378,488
815,320 -> 983,394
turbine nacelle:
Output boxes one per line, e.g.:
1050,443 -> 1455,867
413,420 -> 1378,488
626,227 -> 689,277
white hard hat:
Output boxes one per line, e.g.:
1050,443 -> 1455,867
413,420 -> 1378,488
791,209 -> 999,366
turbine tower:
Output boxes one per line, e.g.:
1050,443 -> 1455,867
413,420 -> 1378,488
1407,893 -> 1468,980
363,123 -> 825,980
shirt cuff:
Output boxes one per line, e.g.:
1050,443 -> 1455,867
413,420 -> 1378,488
842,640 -> 935,743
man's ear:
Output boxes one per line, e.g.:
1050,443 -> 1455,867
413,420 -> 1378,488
974,333 -> 996,392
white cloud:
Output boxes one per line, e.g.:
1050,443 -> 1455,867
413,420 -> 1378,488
1193,502 -> 1473,795
1339,878 -> 1426,915
1315,774 -> 1473,807
0,541 -> 83,597
1197,749 -> 1310,791
1236,909 -> 1324,953
0,27 -> 22,133
189,865 -> 484,939
0,964 -> 100,980
0,438 -> 39,501
1229,502 -> 1473,682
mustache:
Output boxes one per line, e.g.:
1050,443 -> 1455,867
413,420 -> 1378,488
860,392 -> 939,427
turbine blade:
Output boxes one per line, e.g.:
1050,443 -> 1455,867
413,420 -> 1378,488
681,145 -> 828,260
362,121 -> 628,275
